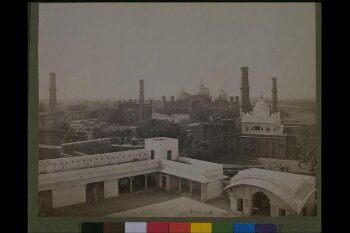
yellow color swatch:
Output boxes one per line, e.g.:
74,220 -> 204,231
191,223 -> 212,233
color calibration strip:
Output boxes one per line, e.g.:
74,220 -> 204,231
82,222 -> 278,233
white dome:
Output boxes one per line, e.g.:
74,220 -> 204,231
255,98 -> 269,110
196,80 -> 210,97
253,97 -> 270,118
177,88 -> 190,101
215,88 -> 228,101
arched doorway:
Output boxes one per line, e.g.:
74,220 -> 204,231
251,191 -> 271,216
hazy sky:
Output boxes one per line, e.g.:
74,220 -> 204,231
39,3 -> 316,102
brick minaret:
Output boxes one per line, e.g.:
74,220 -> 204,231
162,96 -> 166,114
240,66 -> 252,114
271,77 -> 278,113
49,72 -> 57,113
139,80 -> 145,122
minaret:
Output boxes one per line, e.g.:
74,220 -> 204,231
162,96 -> 166,114
271,77 -> 278,113
139,80 -> 145,122
49,72 -> 57,113
240,66 -> 252,114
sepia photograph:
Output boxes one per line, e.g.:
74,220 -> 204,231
35,3 -> 319,219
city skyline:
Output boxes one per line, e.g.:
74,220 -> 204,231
39,3 -> 316,102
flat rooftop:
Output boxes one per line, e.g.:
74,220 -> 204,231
106,197 -> 236,217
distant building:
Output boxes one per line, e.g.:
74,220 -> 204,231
241,97 -> 283,136
157,80 -> 240,119
39,144 -> 61,160
39,112 -> 67,129
39,129 -> 90,146
39,72 -> 88,130
192,74 -> 296,159
152,113 -> 190,123
224,168 -> 317,216
117,80 -> 152,126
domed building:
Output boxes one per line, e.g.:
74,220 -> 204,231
158,80 -> 240,118
196,80 -> 210,97
215,88 -> 228,102
177,88 -> 190,101
241,96 -> 283,136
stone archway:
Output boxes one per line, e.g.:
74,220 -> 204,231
251,191 -> 271,216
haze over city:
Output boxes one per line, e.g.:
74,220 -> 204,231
39,3 -> 316,102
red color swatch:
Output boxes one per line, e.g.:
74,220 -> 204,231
169,222 -> 191,233
147,222 -> 169,233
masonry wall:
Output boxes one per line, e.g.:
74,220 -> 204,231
104,179 -> 119,198
39,149 -> 150,174
206,180 -> 223,200
52,184 -> 86,208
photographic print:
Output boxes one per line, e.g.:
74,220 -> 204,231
33,2 -> 319,221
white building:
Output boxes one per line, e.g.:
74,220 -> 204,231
38,137 -> 227,213
224,168 -> 317,217
152,113 -> 190,123
241,97 -> 284,136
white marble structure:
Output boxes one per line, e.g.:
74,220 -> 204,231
241,97 -> 284,135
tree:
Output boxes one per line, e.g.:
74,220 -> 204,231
104,109 -> 125,125
136,119 -> 182,139
66,104 -> 87,112
280,109 -> 290,119
296,125 -> 317,170
191,110 -> 212,122
182,141 -> 211,161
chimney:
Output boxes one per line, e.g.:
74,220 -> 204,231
171,96 -> 175,102
235,96 -> 239,105
49,72 -> 57,112
139,80 -> 145,122
271,77 -> 278,113
162,96 -> 166,114
139,80 -> 144,105
240,66 -> 252,114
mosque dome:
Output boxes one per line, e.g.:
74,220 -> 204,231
253,96 -> 270,117
196,80 -> 210,97
215,88 -> 228,101
255,98 -> 269,110
177,88 -> 190,101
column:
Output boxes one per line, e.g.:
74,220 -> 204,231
158,174 -> 162,188
130,177 -> 134,193
201,183 -> 207,202
178,179 -> 182,193
189,180 -> 192,197
145,175 -> 148,191
116,178 -> 119,196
